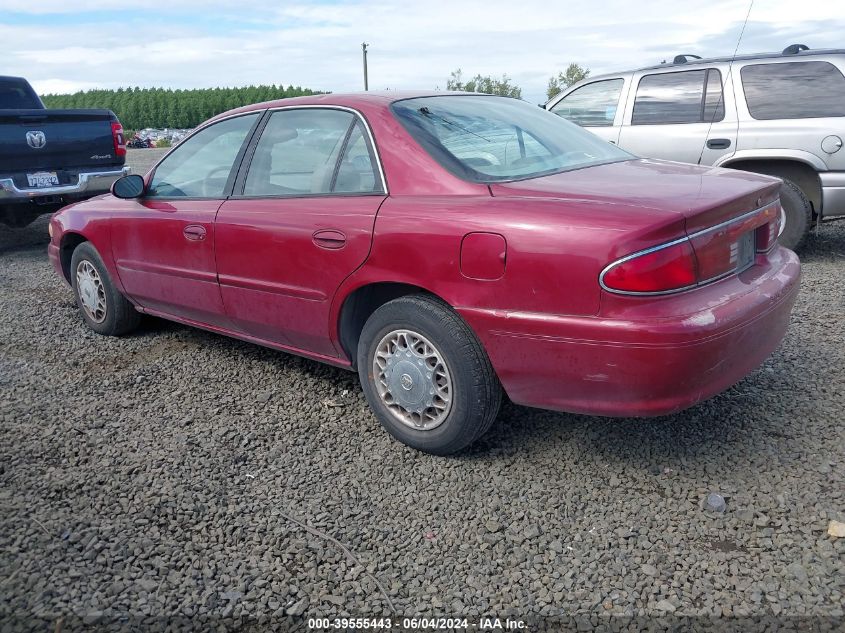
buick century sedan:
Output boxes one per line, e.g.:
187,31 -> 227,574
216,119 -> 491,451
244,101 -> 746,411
48,92 -> 800,454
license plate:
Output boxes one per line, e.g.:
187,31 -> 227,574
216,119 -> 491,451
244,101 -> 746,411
735,231 -> 755,271
26,171 -> 59,188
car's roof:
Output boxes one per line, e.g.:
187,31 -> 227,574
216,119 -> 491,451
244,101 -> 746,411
212,90 -> 507,121
581,47 -> 845,82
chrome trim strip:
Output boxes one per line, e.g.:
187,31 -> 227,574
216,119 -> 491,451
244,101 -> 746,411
0,166 -> 130,200
265,104 -> 389,195
599,200 -> 778,296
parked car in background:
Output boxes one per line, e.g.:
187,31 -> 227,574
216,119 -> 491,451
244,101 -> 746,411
546,45 -> 845,250
0,76 -> 128,228
49,92 -> 799,454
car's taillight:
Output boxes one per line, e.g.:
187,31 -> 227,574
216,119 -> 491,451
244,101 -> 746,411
756,203 -> 781,252
601,202 -> 780,295
600,240 -> 698,294
111,122 -> 126,157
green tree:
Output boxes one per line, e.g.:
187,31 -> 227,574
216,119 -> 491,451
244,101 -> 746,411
446,69 -> 522,98
546,63 -> 590,100
40,85 -> 320,129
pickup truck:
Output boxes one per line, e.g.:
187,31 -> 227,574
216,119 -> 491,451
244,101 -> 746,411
0,75 -> 129,228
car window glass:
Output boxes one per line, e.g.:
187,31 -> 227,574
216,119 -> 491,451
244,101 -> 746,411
741,61 -> 845,119
243,109 -> 357,196
551,79 -> 624,127
702,70 -> 725,122
334,121 -> 383,193
391,96 -> 631,183
632,69 -> 724,125
147,113 -> 259,198
0,80 -> 40,109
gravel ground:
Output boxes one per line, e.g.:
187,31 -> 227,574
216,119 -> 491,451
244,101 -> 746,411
1,152 -> 843,631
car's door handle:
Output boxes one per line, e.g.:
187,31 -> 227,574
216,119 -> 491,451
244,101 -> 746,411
706,138 -> 732,150
183,225 -> 207,241
312,229 -> 346,250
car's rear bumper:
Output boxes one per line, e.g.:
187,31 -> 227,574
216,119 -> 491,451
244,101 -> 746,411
820,170 -> 845,218
459,246 -> 801,417
0,166 -> 129,205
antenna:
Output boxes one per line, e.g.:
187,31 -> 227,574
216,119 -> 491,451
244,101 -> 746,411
696,0 -> 753,165
362,43 -> 369,91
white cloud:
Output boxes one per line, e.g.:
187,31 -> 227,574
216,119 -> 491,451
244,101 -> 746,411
5,0 -> 845,105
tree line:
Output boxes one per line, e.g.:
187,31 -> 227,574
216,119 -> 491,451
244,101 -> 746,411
38,63 -> 589,131
40,85 -> 319,130
445,63 -> 590,100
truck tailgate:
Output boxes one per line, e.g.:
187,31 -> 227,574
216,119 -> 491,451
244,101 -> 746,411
0,109 -> 122,173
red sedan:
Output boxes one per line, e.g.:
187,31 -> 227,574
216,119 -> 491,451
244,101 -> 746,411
48,92 -> 800,454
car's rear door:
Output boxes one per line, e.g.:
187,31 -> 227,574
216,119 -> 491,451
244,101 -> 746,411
110,112 -> 262,327
547,76 -> 629,144
214,107 -> 387,357
616,67 -> 737,165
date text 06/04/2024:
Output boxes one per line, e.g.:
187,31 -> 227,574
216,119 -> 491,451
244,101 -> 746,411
307,617 -> 527,630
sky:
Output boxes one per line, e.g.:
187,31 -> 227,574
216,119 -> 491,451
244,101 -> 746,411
2,0 -> 844,106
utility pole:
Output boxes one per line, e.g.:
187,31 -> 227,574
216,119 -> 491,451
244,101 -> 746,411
362,42 -> 369,91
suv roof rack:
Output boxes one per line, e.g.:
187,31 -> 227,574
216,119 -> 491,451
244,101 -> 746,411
782,44 -> 810,55
672,54 -> 702,64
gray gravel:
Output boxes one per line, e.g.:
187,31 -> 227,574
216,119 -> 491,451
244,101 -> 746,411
124,148 -> 169,177
1,153 -> 843,630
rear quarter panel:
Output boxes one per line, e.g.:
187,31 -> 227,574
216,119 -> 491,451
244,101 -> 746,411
331,194 -> 690,337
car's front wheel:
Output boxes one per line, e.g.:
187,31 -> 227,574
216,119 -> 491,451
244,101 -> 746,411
70,242 -> 140,336
357,295 -> 501,455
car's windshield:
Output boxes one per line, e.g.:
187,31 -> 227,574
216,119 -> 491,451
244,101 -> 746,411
391,95 -> 632,183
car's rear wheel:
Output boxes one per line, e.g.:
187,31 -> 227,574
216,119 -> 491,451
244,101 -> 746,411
777,179 -> 812,251
70,242 -> 140,336
357,295 -> 501,455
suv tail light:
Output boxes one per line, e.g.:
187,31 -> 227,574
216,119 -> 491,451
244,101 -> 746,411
601,201 -> 780,295
111,121 -> 126,157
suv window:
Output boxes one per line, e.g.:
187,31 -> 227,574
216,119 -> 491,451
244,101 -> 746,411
550,79 -> 624,127
632,69 -> 724,125
147,113 -> 260,198
741,61 -> 845,120
243,109 -> 381,196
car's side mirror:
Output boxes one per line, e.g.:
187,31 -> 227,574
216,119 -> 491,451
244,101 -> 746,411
111,174 -> 145,199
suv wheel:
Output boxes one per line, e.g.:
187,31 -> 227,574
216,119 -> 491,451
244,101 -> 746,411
777,179 -> 812,251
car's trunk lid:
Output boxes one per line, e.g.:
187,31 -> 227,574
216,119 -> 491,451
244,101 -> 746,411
489,158 -> 781,235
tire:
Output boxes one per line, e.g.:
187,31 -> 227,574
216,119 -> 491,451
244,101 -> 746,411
357,294 -> 502,455
0,208 -> 41,228
70,242 -> 140,336
777,179 -> 812,251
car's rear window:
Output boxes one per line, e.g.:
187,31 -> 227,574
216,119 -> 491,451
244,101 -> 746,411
391,95 -> 631,183
741,61 -> 845,120
0,78 -> 42,109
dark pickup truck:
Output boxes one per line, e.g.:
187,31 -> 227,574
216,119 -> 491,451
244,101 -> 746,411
0,76 -> 128,227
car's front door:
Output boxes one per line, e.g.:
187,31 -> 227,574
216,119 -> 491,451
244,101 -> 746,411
548,77 -> 628,144
214,107 -> 387,357
110,112 -> 261,327
616,68 -> 737,165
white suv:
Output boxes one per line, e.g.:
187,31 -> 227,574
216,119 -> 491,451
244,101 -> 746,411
545,45 -> 845,250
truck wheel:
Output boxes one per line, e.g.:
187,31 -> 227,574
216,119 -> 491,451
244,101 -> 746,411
777,179 -> 812,251
70,242 -> 140,336
357,295 -> 502,455
0,208 -> 40,228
